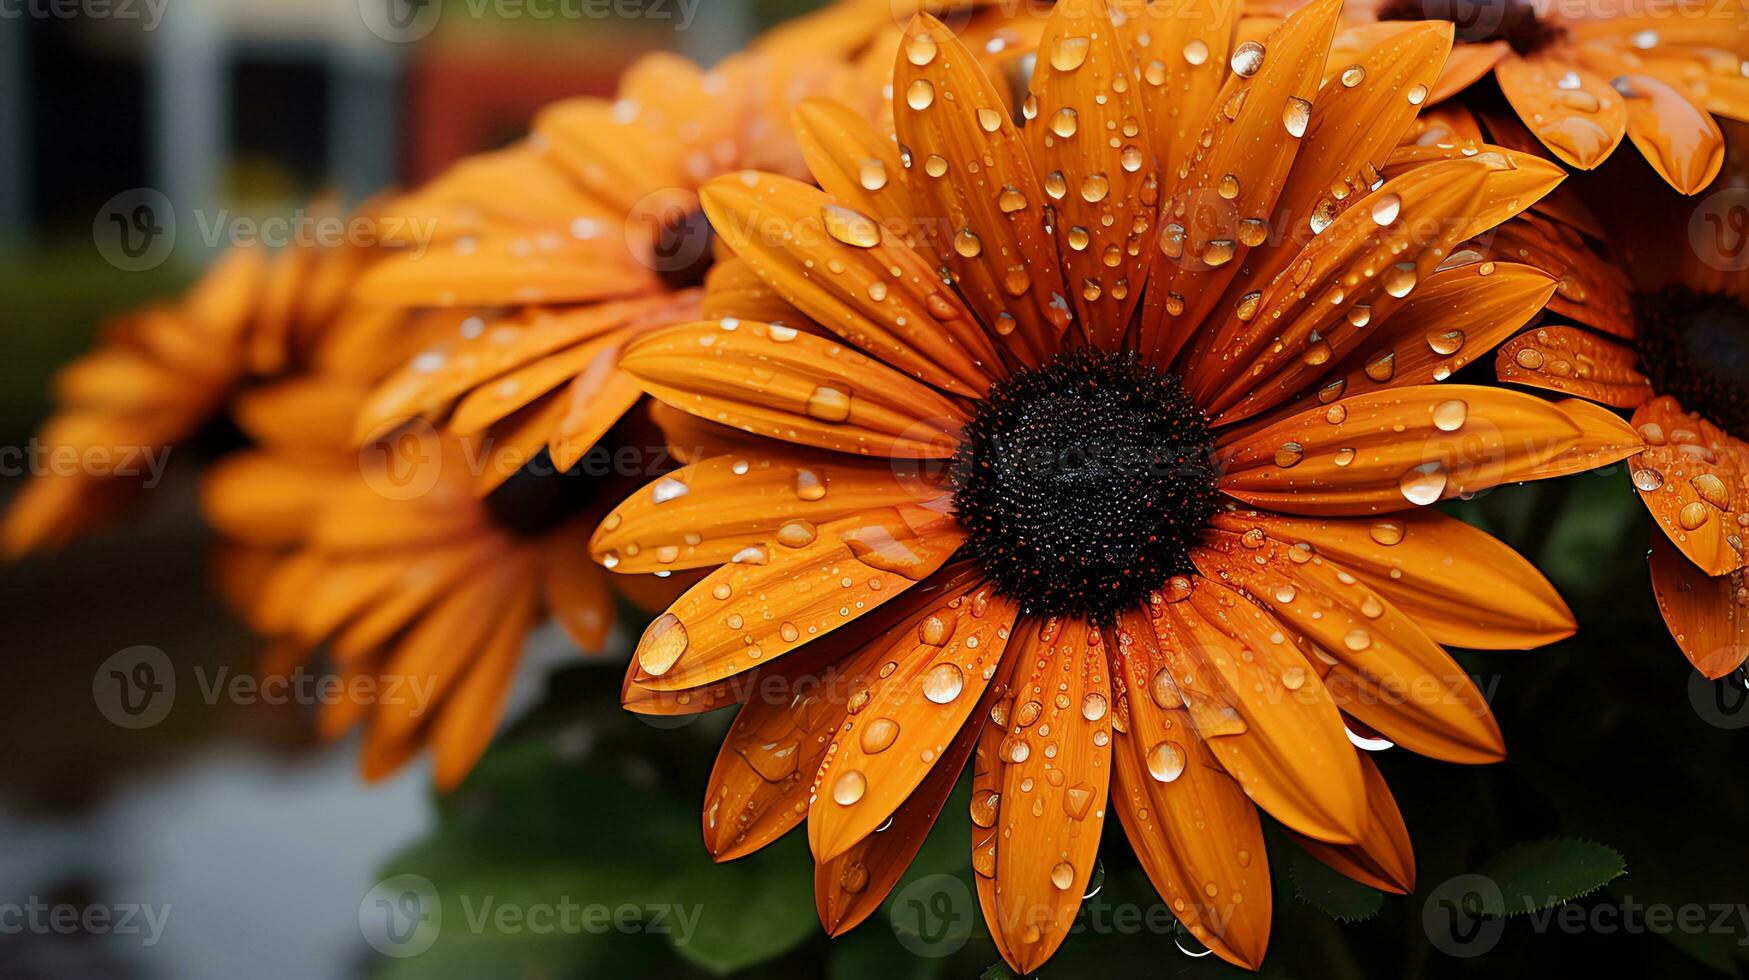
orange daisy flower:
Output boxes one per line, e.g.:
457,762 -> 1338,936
1490,129 -> 1749,677
352,5 -> 1034,485
1255,0 -> 1748,194
598,1 -> 1640,970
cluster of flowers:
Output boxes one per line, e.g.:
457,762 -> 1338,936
10,0 -> 1746,970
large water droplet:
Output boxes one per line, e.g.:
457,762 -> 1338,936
1146,740 -> 1186,782
822,205 -> 880,248
1230,41 -> 1265,77
1051,36 -> 1091,71
860,717 -> 899,753
833,769 -> 867,805
922,663 -> 966,704
805,386 -> 852,422
1399,461 -> 1447,506
638,613 -> 688,676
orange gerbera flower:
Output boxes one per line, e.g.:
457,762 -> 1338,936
2,246 -> 268,556
1490,127 -> 1749,677
598,1 -> 1640,970
353,5 -> 1033,484
1255,0 -> 1748,194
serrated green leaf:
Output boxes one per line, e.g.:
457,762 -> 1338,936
1288,846 -> 1383,923
1477,838 -> 1625,916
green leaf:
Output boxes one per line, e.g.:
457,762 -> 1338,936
979,963 -> 1018,980
663,832 -> 818,974
1477,838 -> 1626,916
1287,846 -> 1383,923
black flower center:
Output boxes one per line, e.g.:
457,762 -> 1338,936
1636,286 -> 1749,440
951,348 -> 1220,622
1377,0 -> 1565,55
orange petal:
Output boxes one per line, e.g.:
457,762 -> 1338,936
625,507 -> 965,691
1250,261 -> 1557,426
1287,754 -> 1415,894
1428,40 -> 1509,104
200,451 -> 346,548
1026,0 -> 1155,338
1496,326 -> 1652,408
1243,21 -> 1454,300
1495,54 -> 1628,171
1648,530 -> 1749,678
1112,0 -> 1233,182
1630,395 -> 1749,578
702,257 -> 809,327
814,694 -> 982,936
543,522 -> 614,651
985,617 -> 1113,973
809,584 -> 1017,862
592,445 -> 942,574
1475,212 -> 1635,339
1614,73 -> 1726,195
429,577 -> 539,790
1108,610 -> 1272,970
701,564 -> 985,859
1219,384 -> 1642,515
792,97 -> 915,226
698,173 -> 1002,395
894,13 -> 1069,366
1153,579 -> 1368,843
1208,508 -> 1574,650
1197,158 -> 1495,422
1140,0 -> 1344,362
621,319 -> 967,459
1195,525 -> 1507,764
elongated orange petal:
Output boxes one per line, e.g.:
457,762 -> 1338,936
1614,72 -> 1726,195
1154,578 -> 1368,843
701,564 -> 986,858
1195,526 -> 1506,763
592,447 -> 940,574
701,257 -> 809,327
815,668 -> 995,935
626,507 -> 965,691
1649,531 -> 1749,678
1112,0 -> 1233,183
1209,508 -> 1574,649
1198,159 -> 1495,422
700,173 -> 1003,396
1140,0 -> 1343,362
1495,54 -> 1628,171
793,97 -> 915,226
1242,21 -> 1454,298
621,319 -> 967,459
1287,754 -> 1415,894
1246,261 -> 1557,428
430,577 -> 538,790
810,584 -> 1017,861
1496,326 -> 1652,408
201,452 -> 346,547
1630,396 -> 1749,578
544,522 -> 614,652
1428,39 -> 1509,104
1219,384 -> 1641,515
984,617 -> 1112,973
1109,610 -> 1271,970
1027,0 -> 1154,338
1475,212 -> 1636,340
894,12 -> 1070,366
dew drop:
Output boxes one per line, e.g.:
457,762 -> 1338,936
833,769 -> 867,805
923,663 -> 966,704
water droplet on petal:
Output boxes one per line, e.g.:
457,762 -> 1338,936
922,663 -> 966,704
1146,740 -> 1186,782
1399,462 -> 1447,506
638,614 -> 688,676
805,386 -> 852,422
1231,41 -> 1265,77
833,769 -> 867,805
